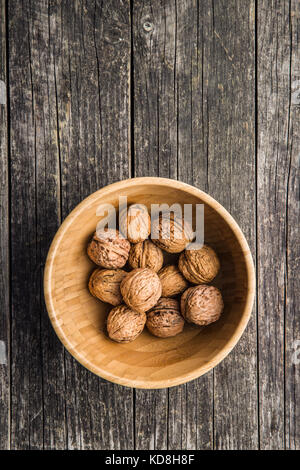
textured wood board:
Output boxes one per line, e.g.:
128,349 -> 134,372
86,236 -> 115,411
8,0 -> 66,449
8,0 -> 132,450
285,0 -> 300,450
257,0 -> 300,450
132,0 -> 257,449
51,0 -> 132,450
0,0 -> 9,451
1,0 -> 299,450
204,0 -> 257,450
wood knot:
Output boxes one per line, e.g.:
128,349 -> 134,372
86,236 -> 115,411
143,21 -> 153,32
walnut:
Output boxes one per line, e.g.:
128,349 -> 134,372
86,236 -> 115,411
88,268 -> 127,306
87,228 -> 130,268
120,268 -> 162,313
178,244 -> 220,284
158,265 -> 189,297
128,240 -> 164,272
106,305 -> 146,343
151,212 -> 193,253
119,204 -> 151,243
146,298 -> 184,338
180,285 -> 223,326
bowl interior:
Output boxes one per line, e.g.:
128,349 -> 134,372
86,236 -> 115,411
45,180 -> 254,388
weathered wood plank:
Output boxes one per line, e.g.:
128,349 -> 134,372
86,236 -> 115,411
169,0 -> 215,450
30,0 -> 69,450
133,0 -> 257,449
132,0 -> 179,449
9,0 -> 132,449
201,0 -> 258,450
132,0 -> 178,449
133,0 -> 177,180
257,0 -> 299,449
173,0 -> 257,449
284,0 -> 299,451
6,0 -> 298,450
52,0 -> 133,449
0,0 -> 9,450
132,0 -> 213,450
9,0 -> 47,449
132,0 -> 172,449
9,0 -> 67,449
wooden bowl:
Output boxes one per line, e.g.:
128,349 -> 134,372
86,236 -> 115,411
44,177 -> 255,389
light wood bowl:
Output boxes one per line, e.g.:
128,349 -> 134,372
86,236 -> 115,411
44,177 -> 255,389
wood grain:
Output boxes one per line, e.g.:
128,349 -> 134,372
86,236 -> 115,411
9,0 -> 44,449
285,0 -> 300,450
8,0 -> 133,450
8,0 -> 66,449
171,1 -> 215,449
0,0 -> 9,450
167,0 -> 215,450
2,0 -> 299,450
51,0 -> 133,450
132,0 -> 172,449
257,0 -> 299,450
202,0 -> 258,450
133,0 -> 257,449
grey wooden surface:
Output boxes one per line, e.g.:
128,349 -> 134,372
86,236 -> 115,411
0,0 -> 299,450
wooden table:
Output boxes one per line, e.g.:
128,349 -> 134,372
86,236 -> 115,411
0,0 -> 299,450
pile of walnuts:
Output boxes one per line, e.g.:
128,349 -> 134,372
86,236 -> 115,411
87,204 -> 224,343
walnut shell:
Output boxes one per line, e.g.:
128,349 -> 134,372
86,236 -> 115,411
119,204 -> 151,243
88,268 -> 127,306
179,244 -> 220,284
106,305 -> 146,343
151,212 -> 193,253
158,265 -> 189,297
120,268 -> 162,313
180,285 -> 223,326
87,229 -> 130,268
146,298 -> 184,338
128,240 -> 164,272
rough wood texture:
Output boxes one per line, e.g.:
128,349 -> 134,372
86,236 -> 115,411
132,0 -> 213,450
285,0 -> 300,450
9,0 -> 44,449
0,0 -> 9,450
257,0 -> 299,450
1,0 -> 299,450
50,0 -> 133,450
8,0 -> 66,449
132,0 -> 257,449
132,0 -> 172,449
8,0 -> 132,450
201,1 -> 258,450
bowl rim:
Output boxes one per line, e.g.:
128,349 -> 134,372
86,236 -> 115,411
44,177 -> 255,389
